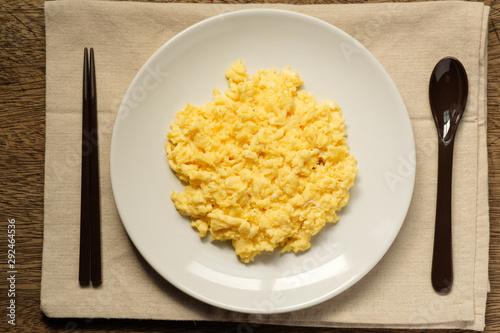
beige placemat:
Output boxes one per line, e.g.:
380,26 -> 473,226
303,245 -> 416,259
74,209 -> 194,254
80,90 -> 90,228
41,0 -> 490,330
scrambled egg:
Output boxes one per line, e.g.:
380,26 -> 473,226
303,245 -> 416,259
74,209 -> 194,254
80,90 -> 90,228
166,60 -> 357,263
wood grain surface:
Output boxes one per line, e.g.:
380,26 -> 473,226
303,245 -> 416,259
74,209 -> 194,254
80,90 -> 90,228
0,0 -> 499,332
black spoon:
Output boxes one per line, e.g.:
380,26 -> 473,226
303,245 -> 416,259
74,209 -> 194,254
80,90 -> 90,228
429,57 -> 468,295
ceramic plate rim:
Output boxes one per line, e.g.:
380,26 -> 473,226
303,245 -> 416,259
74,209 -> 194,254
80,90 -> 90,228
110,8 -> 416,314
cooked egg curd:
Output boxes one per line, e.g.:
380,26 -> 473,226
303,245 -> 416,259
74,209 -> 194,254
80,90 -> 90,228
166,60 -> 357,263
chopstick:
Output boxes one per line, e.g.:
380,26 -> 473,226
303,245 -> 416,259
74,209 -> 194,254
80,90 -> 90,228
79,47 -> 102,286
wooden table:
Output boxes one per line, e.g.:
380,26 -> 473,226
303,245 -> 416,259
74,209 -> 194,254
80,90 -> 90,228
1,0 -> 498,332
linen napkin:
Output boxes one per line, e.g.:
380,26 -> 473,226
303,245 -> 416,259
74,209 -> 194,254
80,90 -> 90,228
41,0 -> 490,330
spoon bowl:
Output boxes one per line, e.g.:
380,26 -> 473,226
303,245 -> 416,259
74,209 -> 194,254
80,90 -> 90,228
428,57 -> 468,295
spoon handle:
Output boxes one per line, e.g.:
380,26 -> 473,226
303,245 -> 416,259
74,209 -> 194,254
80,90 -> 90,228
431,138 -> 454,294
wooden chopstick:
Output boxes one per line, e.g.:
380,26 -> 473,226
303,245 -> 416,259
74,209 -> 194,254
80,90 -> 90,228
88,48 -> 102,285
79,47 -> 102,286
79,48 -> 91,285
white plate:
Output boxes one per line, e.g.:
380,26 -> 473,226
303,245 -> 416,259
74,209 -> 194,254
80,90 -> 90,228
110,9 -> 415,314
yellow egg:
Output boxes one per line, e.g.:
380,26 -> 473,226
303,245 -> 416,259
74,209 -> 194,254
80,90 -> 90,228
165,60 -> 357,263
